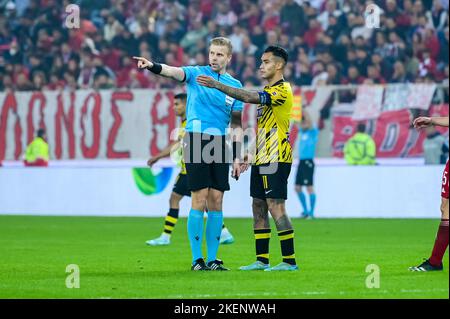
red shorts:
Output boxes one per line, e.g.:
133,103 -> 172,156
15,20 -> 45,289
442,160 -> 449,199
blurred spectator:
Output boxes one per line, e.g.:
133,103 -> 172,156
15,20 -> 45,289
426,0 -> 448,31
423,125 -> 449,164
24,128 -> 49,167
280,0 -> 307,36
365,64 -> 387,84
214,2 -> 237,27
344,123 -> 376,165
342,65 -> 365,85
311,61 -> 328,86
391,61 -> 413,83
0,0 -> 447,91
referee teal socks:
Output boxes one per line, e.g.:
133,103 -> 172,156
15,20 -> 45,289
309,193 -> 316,217
206,211 -> 223,263
187,209 -> 204,263
297,192 -> 308,214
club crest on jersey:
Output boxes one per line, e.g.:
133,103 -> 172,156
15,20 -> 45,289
257,106 -> 264,119
225,95 -> 235,107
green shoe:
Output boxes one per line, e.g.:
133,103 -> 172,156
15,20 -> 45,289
264,262 -> 299,272
239,261 -> 270,271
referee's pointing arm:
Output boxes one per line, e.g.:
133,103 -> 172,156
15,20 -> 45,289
133,56 -> 186,82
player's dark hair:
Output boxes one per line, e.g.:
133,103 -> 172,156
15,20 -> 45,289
174,93 -> 187,101
264,46 -> 288,65
37,128 -> 46,138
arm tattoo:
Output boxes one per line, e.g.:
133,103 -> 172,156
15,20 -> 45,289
215,82 -> 260,104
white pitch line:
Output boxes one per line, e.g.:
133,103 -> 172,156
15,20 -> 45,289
167,288 -> 448,299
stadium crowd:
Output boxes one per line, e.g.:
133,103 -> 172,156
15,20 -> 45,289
0,0 -> 448,91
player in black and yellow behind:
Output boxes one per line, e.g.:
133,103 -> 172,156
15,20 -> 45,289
146,93 -> 235,246
197,46 -> 298,271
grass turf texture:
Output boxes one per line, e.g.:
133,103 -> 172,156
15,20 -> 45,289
0,216 -> 448,299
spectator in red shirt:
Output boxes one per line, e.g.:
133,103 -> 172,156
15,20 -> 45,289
304,19 -> 323,49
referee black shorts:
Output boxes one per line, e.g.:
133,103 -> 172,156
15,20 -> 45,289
250,162 -> 292,200
295,159 -> 315,186
183,132 -> 230,193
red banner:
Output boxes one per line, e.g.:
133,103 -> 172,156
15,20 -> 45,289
333,107 -> 449,158
0,90 -> 176,161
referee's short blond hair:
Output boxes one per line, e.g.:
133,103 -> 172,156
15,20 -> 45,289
209,37 -> 233,56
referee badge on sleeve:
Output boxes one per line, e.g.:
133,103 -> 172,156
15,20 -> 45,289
225,95 -> 235,107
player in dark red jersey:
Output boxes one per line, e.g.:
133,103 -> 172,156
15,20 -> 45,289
410,116 -> 449,271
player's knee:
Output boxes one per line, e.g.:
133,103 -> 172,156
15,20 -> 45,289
306,186 -> 314,194
295,185 -> 302,193
266,198 -> 285,215
169,193 -> 181,205
252,198 -> 266,212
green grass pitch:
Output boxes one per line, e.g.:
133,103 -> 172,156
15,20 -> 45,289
0,216 -> 448,299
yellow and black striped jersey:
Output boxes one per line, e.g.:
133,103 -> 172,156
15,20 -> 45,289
255,80 -> 293,165
176,120 -> 187,175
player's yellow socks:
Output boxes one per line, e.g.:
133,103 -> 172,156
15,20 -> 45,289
278,229 -> 296,265
254,228 -> 271,265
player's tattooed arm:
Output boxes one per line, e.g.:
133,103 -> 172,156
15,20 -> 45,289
196,75 -> 260,104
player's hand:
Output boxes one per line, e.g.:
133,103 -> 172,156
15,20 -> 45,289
147,157 -> 158,167
231,160 -> 242,181
133,56 -> 153,69
413,117 -> 433,130
239,154 -> 252,174
196,75 -> 218,88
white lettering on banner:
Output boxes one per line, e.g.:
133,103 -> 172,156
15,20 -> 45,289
352,86 -> 384,120
0,90 -> 175,161
380,123 -> 400,152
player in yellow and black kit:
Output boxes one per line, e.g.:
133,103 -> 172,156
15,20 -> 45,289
146,93 -> 234,246
197,46 -> 298,271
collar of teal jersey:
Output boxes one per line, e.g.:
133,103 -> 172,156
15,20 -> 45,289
207,64 -> 229,76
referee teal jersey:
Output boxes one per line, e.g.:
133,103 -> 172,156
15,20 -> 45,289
298,126 -> 319,160
182,65 -> 244,136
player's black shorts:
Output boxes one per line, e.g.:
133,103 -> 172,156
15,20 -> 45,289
172,173 -> 191,197
250,163 -> 292,200
295,159 -> 315,186
183,132 -> 230,192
